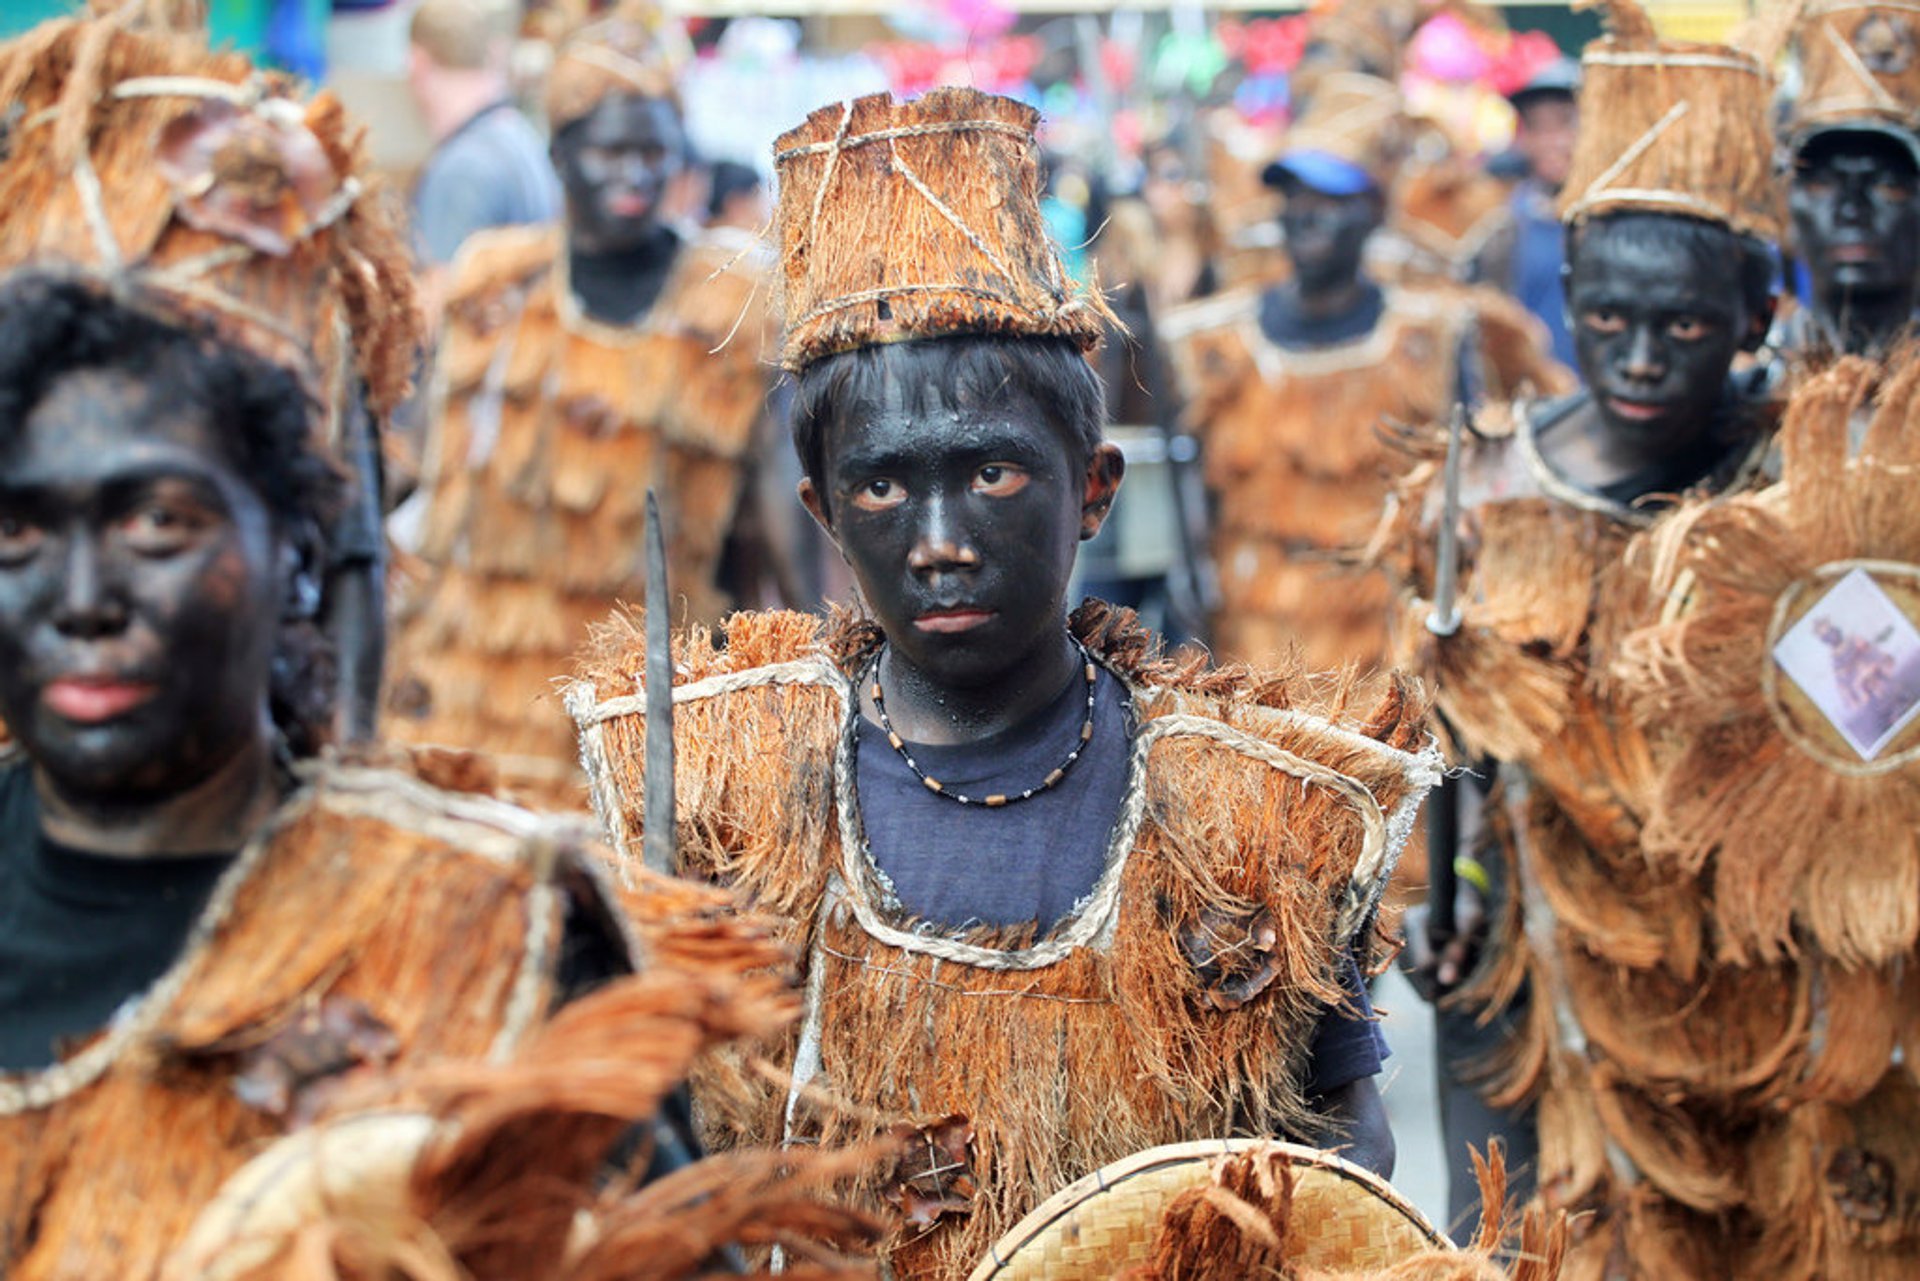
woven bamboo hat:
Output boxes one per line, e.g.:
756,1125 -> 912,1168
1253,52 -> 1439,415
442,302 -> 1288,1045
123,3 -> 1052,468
1559,0 -> 1786,241
1789,1 -> 1920,164
544,0 -> 688,132
0,3 -> 420,448
773,87 -> 1117,373
1263,71 -> 1407,194
968,1140 -> 1448,1279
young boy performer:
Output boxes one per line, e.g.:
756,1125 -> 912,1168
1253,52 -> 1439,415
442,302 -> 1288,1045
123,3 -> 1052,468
384,1 -> 781,805
1777,0 -> 1920,361
1383,0 -> 1787,1263
569,87 -> 1445,1279
0,10 -> 865,1277
1161,71 -> 1567,676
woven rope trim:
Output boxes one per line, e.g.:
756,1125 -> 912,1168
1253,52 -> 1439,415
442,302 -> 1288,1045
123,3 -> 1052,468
1585,50 -> 1767,74
1564,188 -> 1768,233
556,42 -> 672,93
1808,0 -> 1920,16
1820,20 -> 1912,115
1513,397 -> 1772,524
774,117 -> 1034,162
0,765 -> 597,1114
1763,559 -> 1920,775
0,786 -> 306,1115
569,654 -> 1432,968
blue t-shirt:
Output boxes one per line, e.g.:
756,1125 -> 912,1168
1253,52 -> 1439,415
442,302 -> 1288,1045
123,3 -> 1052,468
412,101 -> 562,266
854,663 -> 1387,1097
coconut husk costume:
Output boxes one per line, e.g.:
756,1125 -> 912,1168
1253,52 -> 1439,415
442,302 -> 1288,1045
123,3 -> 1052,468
382,4 -> 775,806
564,86 -> 1459,1279
1160,72 -> 1568,676
1596,353 -> 1920,1279
0,12 -> 873,1279
1375,4 -> 1817,1273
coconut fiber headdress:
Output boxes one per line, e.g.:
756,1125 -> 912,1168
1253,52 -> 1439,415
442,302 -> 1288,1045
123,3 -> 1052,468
0,6 -> 420,446
773,87 -> 1118,372
1789,0 -> 1920,160
1262,71 -> 1407,194
544,0 -> 688,132
1559,0 -> 1786,241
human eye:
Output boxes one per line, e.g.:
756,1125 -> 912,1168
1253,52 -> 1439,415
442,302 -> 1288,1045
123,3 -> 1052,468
1581,307 -> 1627,335
117,490 -> 214,557
1876,178 -> 1914,204
850,477 -> 907,512
971,463 -> 1030,497
0,509 -> 44,566
1668,315 -> 1714,342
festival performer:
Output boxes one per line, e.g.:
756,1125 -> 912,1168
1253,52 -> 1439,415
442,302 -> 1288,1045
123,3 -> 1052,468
384,1 -> 782,805
0,9 -> 880,1279
1160,70 -> 1567,674
1776,0 -> 1920,361
1382,0 -> 1787,1258
567,86 -> 1454,1279
1600,353 -> 1920,1281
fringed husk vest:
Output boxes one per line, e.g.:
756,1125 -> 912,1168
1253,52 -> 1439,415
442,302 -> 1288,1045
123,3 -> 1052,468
385,224 -> 773,804
1383,389 -> 1920,1278
0,761 -> 633,1280
568,604 -> 1440,1279
1161,283 -> 1569,674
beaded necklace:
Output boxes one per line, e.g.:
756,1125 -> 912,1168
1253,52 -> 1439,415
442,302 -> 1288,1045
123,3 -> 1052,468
865,640 -> 1100,807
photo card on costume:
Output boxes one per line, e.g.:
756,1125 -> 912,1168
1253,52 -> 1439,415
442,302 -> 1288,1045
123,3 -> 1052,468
1772,566 -> 1920,760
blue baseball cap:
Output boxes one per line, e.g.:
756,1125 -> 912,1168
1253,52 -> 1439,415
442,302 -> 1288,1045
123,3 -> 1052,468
1260,149 -> 1377,197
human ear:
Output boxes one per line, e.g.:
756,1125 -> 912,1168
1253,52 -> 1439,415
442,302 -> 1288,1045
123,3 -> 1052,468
1079,443 -> 1126,541
797,477 -> 840,549
1740,295 -> 1778,353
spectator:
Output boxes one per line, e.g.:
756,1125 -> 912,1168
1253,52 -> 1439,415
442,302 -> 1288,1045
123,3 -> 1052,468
407,0 -> 560,269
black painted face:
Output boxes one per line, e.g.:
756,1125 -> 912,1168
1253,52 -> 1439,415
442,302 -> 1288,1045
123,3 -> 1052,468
1791,132 -> 1920,299
1567,220 -> 1753,450
0,371 -> 289,800
1279,182 -> 1382,294
552,94 -> 687,253
805,373 -> 1119,692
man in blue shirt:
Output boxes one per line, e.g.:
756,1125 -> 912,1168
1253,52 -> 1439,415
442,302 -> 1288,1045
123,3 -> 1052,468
407,0 -> 560,269
1488,59 -> 1580,370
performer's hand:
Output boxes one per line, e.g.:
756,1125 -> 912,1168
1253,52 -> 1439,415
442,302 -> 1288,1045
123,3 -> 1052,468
1400,882 -> 1488,1000
1433,880 -> 1488,991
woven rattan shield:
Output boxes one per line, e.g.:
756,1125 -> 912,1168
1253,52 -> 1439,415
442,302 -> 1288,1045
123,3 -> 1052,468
968,1139 -> 1445,1279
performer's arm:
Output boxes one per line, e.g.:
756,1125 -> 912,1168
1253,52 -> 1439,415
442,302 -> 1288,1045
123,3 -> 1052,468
1294,951 -> 1395,1177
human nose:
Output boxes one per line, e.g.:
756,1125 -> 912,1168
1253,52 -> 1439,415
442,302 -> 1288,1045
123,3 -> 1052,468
51,532 -> 128,639
905,492 -> 979,575
1619,324 -> 1666,382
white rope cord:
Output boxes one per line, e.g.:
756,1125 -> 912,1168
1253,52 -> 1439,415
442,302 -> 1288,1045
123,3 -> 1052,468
1584,50 -> 1765,74
887,141 -> 1027,302
1575,100 -> 1692,210
802,100 -> 855,249
71,146 -> 123,274
790,282 -> 1087,332
775,117 -> 1034,162
1565,188 -> 1759,232
491,841 -> 562,1062
112,74 -> 261,105
1822,21 -> 1910,115
557,41 -> 672,92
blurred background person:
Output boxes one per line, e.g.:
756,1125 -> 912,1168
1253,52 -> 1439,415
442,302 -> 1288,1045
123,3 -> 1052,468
1477,58 -> 1580,368
704,158 -> 769,232
407,0 -> 560,274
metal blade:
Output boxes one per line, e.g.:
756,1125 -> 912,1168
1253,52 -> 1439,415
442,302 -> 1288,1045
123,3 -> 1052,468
642,491 -> 676,875
1425,403 -> 1467,637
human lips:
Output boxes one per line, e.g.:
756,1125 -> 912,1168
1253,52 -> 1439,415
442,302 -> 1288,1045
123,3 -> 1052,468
1830,244 -> 1880,264
42,675 -> 158,724
913,608 -> 995,634
1605,396 -> 1670,423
